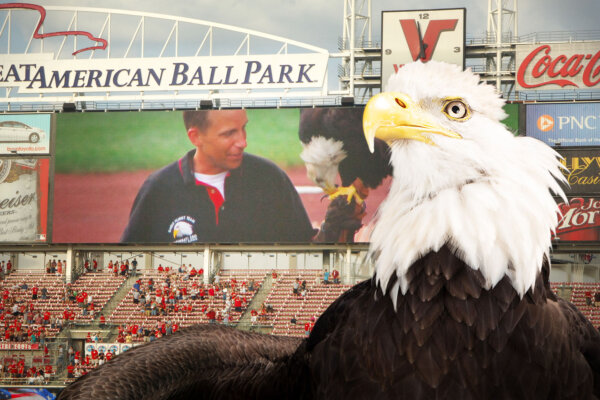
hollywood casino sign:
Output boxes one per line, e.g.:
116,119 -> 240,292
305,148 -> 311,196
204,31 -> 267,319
0,53 -> 329,94
516,43 -> 600,90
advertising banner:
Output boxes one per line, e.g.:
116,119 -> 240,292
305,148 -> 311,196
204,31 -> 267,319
525,102 -> 600,147
516,42 -> 600,91
556,148 -> 600,195
0,158 -> 50,243
0,342 -> 39,350
381,8 -> 465,88
0,54 -> 329,94
85,342 -> 124,357
0,114 -> 51,155
555,197 -> 600,242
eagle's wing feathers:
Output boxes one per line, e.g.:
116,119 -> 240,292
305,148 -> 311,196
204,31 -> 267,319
58,324 -> 307,400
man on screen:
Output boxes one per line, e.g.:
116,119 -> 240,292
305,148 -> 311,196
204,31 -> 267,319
121,109 -> 318,243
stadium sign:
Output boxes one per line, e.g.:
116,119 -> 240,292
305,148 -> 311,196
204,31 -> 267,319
556,197 -> 600,242
525,102 -> 600,146
0,54 -> 329,94
516,42 -> 600,90
381,8 -> 465,89
556,148 -> 600,195
0,342 -> 39,350
0,4 -> 331,103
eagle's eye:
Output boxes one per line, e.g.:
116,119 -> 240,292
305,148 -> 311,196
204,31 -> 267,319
395,98 -> 407,108
443,99 -> 470,121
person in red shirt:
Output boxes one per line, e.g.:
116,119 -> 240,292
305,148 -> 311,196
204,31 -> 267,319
93,259 -> 98,271
6,260 -> 11,272
99,314 -> 106,327
198,267 -> 204,277
157,264 -> 164,273
67,364 -> 74,378
331,269 -> 340,284
43,311 -> 51,325
31,286 -> 38,300
304,321 -> 313,337
91,348 -> 99,365
206,309 -> 216,323
190,267 -> 197,277
106,351 -> 113,361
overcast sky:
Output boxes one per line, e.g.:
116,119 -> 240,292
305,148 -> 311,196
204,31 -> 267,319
33,0 -> 599,52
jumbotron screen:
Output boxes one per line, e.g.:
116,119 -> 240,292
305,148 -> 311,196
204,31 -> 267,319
51,105 -> 519,244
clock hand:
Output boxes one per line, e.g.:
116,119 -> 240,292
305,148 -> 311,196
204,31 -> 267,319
417,21 -> 428,60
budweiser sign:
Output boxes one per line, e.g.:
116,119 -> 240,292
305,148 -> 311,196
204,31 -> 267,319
516,42 -> 600,90
556,197 -> 600,241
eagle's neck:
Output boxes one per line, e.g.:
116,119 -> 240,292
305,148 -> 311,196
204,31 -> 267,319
369,138 -> 565,306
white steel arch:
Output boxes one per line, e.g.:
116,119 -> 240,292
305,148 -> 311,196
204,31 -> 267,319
0,5 -> 337,111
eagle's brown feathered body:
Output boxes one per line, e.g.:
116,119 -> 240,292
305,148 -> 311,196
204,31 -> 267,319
307,246 -> 600,399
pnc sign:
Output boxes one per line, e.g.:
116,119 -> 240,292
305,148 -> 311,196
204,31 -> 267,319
526,102 -> 600,147
516,42 -> 600,91
381,9 -> 465,89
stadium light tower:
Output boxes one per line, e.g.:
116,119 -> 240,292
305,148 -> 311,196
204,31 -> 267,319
486,0 -> 518,94
340,0 -> 376,103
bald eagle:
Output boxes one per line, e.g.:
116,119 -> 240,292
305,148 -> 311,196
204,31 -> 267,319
58,61 -> 600,400
298,107 -> 392,203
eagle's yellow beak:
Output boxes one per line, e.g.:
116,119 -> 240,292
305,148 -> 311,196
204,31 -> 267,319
363,92 -> 462,152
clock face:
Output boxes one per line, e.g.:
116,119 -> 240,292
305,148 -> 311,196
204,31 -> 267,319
381,8 -> 465,88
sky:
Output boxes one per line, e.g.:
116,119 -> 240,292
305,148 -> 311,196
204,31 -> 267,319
1,0 -> 598,97
30,0 -> 599,53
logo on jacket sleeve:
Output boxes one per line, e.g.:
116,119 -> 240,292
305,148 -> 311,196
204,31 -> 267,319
168,216 -> 198,243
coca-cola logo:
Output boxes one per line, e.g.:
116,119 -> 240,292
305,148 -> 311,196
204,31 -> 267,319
517,44 -> 600,89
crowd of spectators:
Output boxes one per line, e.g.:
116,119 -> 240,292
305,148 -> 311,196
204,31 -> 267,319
0,356 -> 53,384
111,268 -> 261,339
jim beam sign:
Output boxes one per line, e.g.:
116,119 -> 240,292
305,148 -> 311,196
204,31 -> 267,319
381,8 -> 465,89
516,42 -> 600,91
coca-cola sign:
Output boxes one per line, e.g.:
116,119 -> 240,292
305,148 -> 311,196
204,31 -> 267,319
556,197 -> 600,241
516,42 -> 600,91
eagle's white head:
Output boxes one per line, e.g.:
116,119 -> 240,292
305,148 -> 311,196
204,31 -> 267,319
363,61 -> 567,306
300,136 -> 347,193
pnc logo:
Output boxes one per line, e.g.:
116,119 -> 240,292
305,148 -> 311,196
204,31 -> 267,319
537,115 -> 555,132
